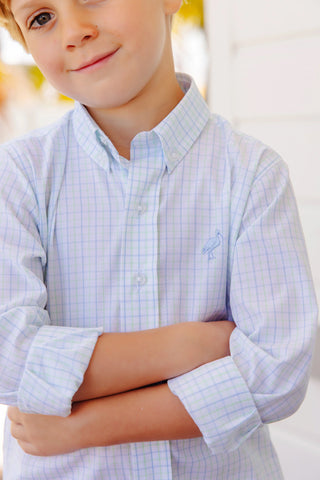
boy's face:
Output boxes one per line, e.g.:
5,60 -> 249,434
11,0 -> 181,110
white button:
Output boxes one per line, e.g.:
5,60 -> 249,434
137,203 -> 147,215
171,151 -> 179,160
135,273 -> 147,287
97,132 -> 107,145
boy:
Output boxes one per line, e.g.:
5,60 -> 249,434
0,0 -> 317,478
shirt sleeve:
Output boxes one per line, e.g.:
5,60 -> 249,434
168,155 -> 318,454
0,148 -> 102,417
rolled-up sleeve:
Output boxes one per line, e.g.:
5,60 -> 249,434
18,325 -> 102,416
168,155 -> 318,454
0,149 -> 102,416
168,357 -> 262,453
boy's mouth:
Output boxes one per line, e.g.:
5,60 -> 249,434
71,49 -> 119,72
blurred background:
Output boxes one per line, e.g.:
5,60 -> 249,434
206,2 -> 320,477
0,0 -> 319,478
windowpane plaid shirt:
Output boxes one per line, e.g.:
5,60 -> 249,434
0,74 -> 317,479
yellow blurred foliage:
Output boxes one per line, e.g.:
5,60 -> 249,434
27,65 -> 46,91
0,61 -> 9,109
178,0 -> 204,27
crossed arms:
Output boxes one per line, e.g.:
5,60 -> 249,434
8,320 -> 235,456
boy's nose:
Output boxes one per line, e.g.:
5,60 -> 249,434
62,15 -> 99,49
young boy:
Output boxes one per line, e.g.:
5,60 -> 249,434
0,0 -> 318,479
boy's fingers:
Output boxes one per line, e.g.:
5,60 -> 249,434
8,407 -> 31,444
8,411 -> 43,455
7,406 -> 22,424
16,439 -> 39,456
10,421 -> 26,441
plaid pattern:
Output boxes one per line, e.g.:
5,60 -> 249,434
0,75 -> 317,479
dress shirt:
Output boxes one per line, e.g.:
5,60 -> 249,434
0,74 -> 317,479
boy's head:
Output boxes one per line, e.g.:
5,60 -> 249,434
0,1 -> 26,49
2,0 -> 183,113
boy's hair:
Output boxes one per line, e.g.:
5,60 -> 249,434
0,1 -> 27,49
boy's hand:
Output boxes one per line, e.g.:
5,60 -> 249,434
7,405 -> 82,456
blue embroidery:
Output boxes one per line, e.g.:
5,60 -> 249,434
202,230 -> 223,260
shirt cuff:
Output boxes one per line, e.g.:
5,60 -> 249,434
168,356 -> 262,454
18,325 -> 103,416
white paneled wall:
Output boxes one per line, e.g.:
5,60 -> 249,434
231,0 -> 320,44
205,0 -> 320,312
205,1 -> 320,478
233,37 -> 320,118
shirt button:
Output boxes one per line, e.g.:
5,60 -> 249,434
97,132 -> 107,145
137,203 -> 147,215
171,151 -> 179,160
135,273 -> 147,287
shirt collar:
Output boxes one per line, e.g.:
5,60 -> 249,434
154,73 -> 210,173
73,102 -> 118,173
72,73 -> 210,173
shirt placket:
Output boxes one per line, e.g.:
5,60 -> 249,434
119,132 -> 173,479
119,132 -> 164,333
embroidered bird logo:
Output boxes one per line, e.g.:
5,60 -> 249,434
202,230 -> 223,260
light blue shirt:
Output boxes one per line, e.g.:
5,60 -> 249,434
0,74 -> 317,479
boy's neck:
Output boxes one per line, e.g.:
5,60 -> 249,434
86,72 -> 184,160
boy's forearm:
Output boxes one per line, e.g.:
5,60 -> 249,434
74,383 -> 201,450
9,383 -> 202,456
73,320 -> 235,402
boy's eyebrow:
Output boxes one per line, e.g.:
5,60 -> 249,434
11,0 -> 41,17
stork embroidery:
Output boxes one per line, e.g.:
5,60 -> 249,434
202,230 -> 223,260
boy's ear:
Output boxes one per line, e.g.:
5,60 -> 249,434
163,0 -> 183,15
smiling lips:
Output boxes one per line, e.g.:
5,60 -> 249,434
72,49 -> 119,72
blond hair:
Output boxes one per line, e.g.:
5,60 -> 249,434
0,1 -> 27,49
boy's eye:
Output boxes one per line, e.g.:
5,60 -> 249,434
29,12 -> 53,29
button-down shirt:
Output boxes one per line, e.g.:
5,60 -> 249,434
0,74 -> 317,479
